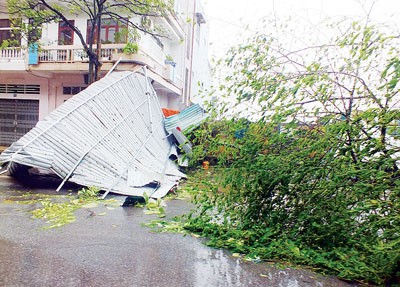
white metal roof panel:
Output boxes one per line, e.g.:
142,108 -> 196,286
0,68 -> 185,198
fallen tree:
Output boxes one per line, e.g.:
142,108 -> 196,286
185,17 -> 400,285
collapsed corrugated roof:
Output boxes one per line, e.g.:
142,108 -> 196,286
164,103 -> 208,134
0,68 -> 185,198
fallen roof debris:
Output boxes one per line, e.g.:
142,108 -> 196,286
0,68 -> 188,199
164,103 -> 208,134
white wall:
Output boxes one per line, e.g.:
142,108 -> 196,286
190,1 -> 211,106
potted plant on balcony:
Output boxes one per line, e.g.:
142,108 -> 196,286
123,42 -> 139,55
164,54 -> 176,67
112,42 -> 139,61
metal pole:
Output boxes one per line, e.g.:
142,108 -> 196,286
105,57 -> 122,77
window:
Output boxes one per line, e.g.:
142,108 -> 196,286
0,84 -> 40,94
58,20 -> 75,45
63,86 -> 86,95
86,18 -> 127,44
0,19 -> 21,47
0,20 -> 11,44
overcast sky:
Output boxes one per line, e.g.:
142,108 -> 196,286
203,0 -> 400,59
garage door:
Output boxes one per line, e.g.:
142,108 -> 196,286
0,99 -> 39,146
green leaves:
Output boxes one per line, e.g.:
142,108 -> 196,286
7,187 -> 119,229
184,19 -> 400,286
31,199 -> 78,229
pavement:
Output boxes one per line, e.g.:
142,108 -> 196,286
0,175 -> 358,287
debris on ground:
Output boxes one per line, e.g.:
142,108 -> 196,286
0,68 -> 207,199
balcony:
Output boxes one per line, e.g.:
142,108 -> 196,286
0,44 -> 182,91
0,47 -> 26,70
37,44 -> 124,63
0,47 -> 24,59
162,11 -> 185,42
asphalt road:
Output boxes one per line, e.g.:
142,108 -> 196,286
0,175 -> 357,287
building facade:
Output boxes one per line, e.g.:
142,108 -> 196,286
0,0 -> 210,147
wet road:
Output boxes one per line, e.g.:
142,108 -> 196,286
0,175 -> 357,287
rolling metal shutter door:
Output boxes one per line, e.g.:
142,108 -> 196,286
0,99 -> 39,146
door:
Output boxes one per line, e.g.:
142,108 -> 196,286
0,99 -> 39,146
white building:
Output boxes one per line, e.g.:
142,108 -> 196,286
0,0 -> 210,147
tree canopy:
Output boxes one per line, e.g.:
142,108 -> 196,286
186,17 -> 400,285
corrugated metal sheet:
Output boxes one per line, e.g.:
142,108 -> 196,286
0,68 -> 185,198
164,103 -> 208,134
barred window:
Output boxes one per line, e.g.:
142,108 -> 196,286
0,84 -> 40,94
63,86 -> 86,95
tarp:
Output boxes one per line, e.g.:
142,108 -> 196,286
162,108 -> 180,118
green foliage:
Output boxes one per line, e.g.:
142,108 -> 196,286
187,119 -> 249,166
144,217 -> 189,234
141,192 -> 166,218
7,187 -> 118,229
115,27 -> 141,44
123,42 -> 139,55
77,186 -> 100,200
184,19 -> 400,286
0,39 -> 21,49
165,54 -> 173,61
31,199 -> 79,229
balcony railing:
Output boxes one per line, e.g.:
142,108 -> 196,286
0,44 -> 182,87
38,44 -> 125,63
0,47 -> 24,60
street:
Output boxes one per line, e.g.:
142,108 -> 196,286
0,175 -> 357,287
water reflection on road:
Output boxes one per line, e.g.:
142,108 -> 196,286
194,249 -> 242,287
